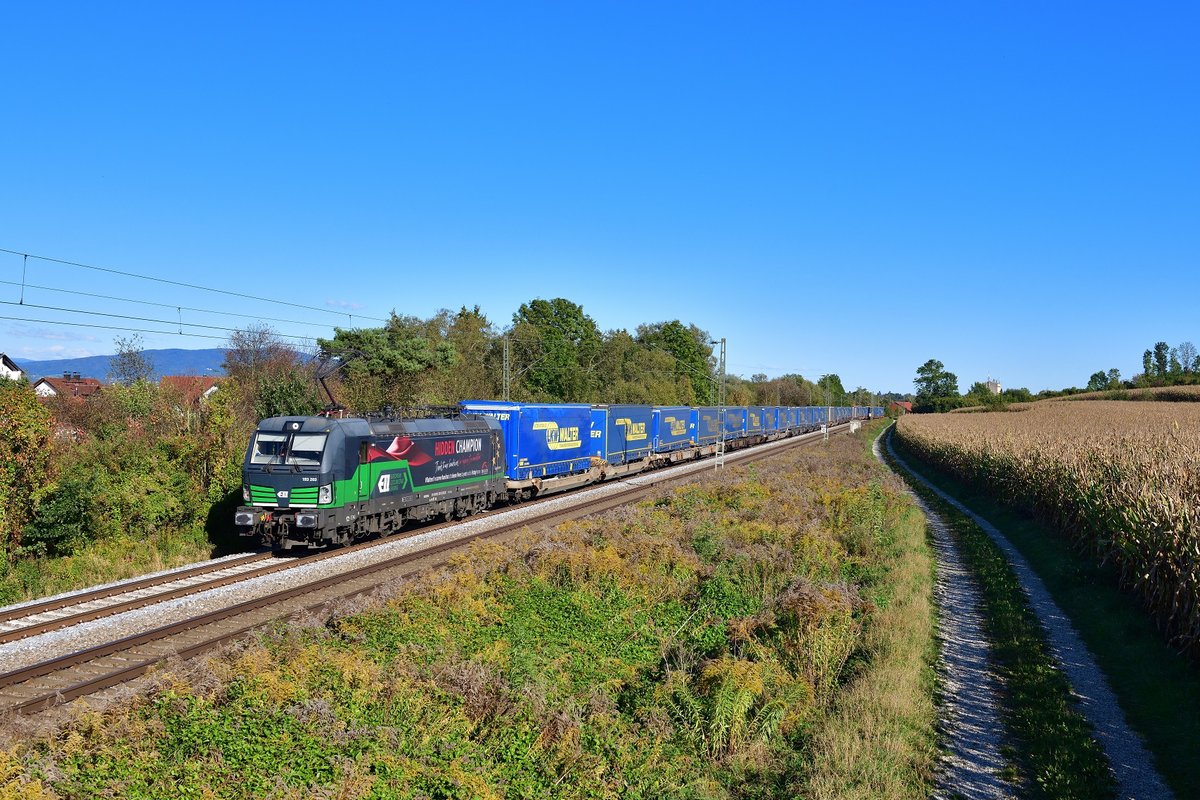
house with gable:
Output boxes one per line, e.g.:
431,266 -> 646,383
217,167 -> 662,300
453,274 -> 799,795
33,372 -> 103,400
1,353 -> 22,381
159,375 -> 221,404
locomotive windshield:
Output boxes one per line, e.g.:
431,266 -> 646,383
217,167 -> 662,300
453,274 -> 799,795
249,432 -> 328,467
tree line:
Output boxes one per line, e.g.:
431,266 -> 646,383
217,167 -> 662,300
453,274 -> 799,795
0,296 -> 880,584
312,298 -> 876,412
911,358 -> 1034,413
1087,340 -> 1200,392
911,339 -> 1200,414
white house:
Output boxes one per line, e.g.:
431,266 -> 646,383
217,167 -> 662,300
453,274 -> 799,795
0,353 -> 21,381
32,374 -> 103,399
160,375 -> 221,403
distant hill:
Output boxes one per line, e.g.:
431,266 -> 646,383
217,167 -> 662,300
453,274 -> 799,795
13,348 -> 227,381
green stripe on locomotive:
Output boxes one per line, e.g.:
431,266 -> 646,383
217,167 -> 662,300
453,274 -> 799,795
238,414 -> 506,547
333,462 -> 504,502
247,459 -> 502,509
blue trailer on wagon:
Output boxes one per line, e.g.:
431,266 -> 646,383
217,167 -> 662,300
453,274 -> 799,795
591,404 -> 654,467
459,401 -> 595,499
723,407 -> 748,441
693,407 -> 722,447
652,406 -> 694,454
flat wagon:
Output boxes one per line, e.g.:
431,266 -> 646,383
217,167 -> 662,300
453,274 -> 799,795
460,400 -> 595,498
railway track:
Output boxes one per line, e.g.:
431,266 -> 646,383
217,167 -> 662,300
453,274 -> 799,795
0,425 -> 850,716
0,552 -> 275,645
0,467 -> 616,646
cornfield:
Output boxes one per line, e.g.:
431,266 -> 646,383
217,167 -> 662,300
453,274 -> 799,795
896,401 -> 1200,653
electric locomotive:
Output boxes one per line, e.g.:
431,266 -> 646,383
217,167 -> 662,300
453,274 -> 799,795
234,413 -> 505,550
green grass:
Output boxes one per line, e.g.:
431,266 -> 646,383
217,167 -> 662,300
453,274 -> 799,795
885,429 -> 1115,799
891,429 -> 1200,799
0,524 -> 218,606
1,428 -> 940,799
802,423 -> 938,799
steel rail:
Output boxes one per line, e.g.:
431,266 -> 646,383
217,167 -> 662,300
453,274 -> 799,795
0,470 -> 591,643
0,423 -> 854,715
0,553 -> 270,627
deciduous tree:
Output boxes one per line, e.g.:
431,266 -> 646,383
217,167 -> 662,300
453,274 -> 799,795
594,329 -> 686,403
817,374 -> 846,406
224,324 -> 296,384
108,334 -> 155,386
636,320 -> 716,404
1153,341 -> 1169,376
772,374 -> 817,406
512,298 -> 602,402
1178,342 -> 1198,374
914,360 -> 957,399
226,324 -> 320,419
913,359 -> 960,412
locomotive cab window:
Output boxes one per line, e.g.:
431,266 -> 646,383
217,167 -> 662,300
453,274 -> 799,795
288,433 -> 327,466
250,432 -> 328,467
250,433 -> 288,464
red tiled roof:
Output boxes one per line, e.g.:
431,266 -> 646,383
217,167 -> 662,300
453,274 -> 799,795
160,375 -> 221,404
34,376 -> 103,398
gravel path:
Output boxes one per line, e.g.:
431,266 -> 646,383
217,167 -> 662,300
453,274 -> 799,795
875,432 -> 1017,799
883,429 -> 1173,800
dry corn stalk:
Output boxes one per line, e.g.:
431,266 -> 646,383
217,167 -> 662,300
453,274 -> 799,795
896,401 -> 1200,653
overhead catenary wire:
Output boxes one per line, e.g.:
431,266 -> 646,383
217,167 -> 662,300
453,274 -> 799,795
2,247 -> 837,393
0,299 -> 319,343
0,278 -> 353,331
0,247 -> 389,324
3,248 -> 719,381
0,313 -> 229,341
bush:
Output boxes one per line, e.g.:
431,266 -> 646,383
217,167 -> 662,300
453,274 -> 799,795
21,476 -> 93,558
0,381 -> 54,557
254,373 -> 322,419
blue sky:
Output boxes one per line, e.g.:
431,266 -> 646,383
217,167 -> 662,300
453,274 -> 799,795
2,2 -> 1196,394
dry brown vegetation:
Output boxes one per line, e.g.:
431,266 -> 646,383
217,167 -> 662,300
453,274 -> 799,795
897,402 -> 1200,653
0,426 -> 938,799
1059,385 -> 1200,402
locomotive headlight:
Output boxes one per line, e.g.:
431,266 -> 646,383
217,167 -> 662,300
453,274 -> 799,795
242,485 -> 250,502
318,484 -> 332,504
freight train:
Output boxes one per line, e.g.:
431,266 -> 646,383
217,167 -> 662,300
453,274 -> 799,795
235,401 -> 885,550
